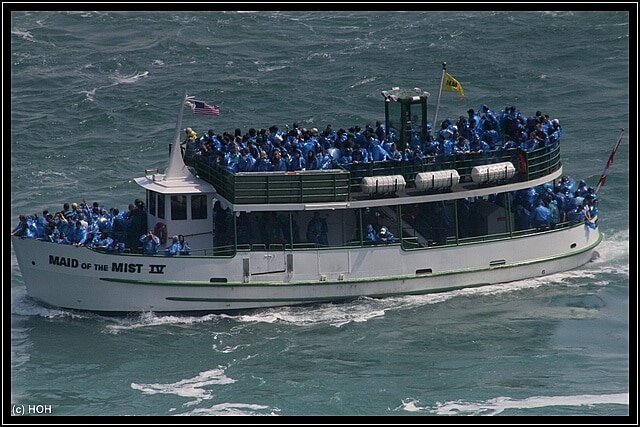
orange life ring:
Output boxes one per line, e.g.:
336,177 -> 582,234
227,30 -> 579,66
515,153 -> 528,174
154,222 -> 168,245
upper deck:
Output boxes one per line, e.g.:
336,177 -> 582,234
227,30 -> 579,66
181,86 -> 563,211
185,143 -> 561,211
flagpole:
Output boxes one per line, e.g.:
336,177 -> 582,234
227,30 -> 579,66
432,61 -> 447,128
595,128 -> 624,194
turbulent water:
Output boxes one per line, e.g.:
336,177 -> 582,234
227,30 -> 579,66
10,10 -> 630,418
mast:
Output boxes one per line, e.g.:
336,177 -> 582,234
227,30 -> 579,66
164,90 -> 190,180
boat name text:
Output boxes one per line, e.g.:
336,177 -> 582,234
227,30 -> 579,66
48,256 -> 165,274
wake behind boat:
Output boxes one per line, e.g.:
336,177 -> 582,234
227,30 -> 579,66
11,82 -> 610,314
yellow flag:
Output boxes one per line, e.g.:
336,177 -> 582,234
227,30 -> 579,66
444,72 -> 464,98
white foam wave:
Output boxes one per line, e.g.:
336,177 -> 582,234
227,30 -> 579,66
212,343 -> 251,354
257,65 -> 287,73
10,287 -> 95,320
234,300 -> 389,327
11,29 -> 36,43
131,367 -> 235,405
113,71 -> 149,84
306,52 -> 332,61
596,228 -> 630,262
179,402 -> 277,416
237,282 -> 526,326
79,71 -> 149,101
104,311 -> 225,334
349,76 -> 377,88
398,393 -> 629,415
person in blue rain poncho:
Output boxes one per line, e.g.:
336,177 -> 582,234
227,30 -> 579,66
166,235 -> 181,256
376,226 -> 396,244
365,224 -> 377,244
530,200 -> 552,230
178,234 -> 191,255
140,230 -> 161,255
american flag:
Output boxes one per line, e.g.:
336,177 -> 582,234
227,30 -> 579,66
192,100 -> 220,116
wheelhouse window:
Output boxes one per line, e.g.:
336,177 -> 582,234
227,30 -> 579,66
191,195 -> 207,220
148,191 -> 156,217
157,193 -> 165,219
171,195 -> 187,220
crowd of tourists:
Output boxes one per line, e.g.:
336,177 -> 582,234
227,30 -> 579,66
9,196 -> 194,255
182,103 -> 563,174
513,176 -> 599,232
11,199 -> 146,250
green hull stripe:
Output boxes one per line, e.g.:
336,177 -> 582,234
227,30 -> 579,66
163,282 -> 489,303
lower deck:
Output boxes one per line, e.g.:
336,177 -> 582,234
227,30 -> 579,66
203,187 -> 581,257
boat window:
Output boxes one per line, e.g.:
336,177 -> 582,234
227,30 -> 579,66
148,191 -> 156,217
157,193 -> 165,219
191,195 -> 207,220
171,195 -> 187,220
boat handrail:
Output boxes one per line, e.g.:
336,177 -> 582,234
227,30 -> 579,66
185,144 -> 561,204
80,217 -> 582,257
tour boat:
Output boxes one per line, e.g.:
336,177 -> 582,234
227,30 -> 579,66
11,88 -> 605,314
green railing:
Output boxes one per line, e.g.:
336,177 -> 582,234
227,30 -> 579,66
341,144 -> 560,192
191,155 -> 350,204
185,144 -> 561,203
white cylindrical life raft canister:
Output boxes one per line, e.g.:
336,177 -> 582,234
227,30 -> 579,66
361,175 -> 406,195
470,162 -> 516,184
414,170 -> 460,191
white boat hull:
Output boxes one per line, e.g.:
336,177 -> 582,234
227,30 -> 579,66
12,224 -> 602,313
